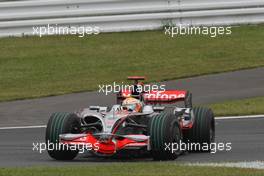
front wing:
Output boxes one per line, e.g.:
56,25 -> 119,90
59,133 -> 150,155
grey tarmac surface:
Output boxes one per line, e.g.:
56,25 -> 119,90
0,67 -> 264,127
0,117 -> 263,167
0,68 -> 264,167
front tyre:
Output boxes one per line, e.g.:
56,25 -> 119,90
45,112 -> 81,160
148,112 -> 182,160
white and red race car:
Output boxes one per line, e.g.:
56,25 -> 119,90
46,76 -> 215,160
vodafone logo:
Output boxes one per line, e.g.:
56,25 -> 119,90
143,91 -> 186,101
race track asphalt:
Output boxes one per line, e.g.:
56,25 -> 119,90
0,68 -> 264,167
0,117 -> 263,167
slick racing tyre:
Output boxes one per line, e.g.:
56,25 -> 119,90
148,112 -> 182,160
185,107 -> 215,152
45,112 -> 81,160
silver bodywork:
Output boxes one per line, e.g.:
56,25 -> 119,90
75,104 -> 194,133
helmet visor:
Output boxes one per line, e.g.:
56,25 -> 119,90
124,104 -> 136,111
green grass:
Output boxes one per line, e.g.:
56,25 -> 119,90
0,163 -> 263,176
0,25 -> 264,101
205,96 -> 264,116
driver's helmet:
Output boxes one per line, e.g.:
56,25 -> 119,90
122,97 -> 142,112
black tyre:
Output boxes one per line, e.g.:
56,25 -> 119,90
45,112 -> 81,160
185,107 -> 215,152
148,112 -> 182,160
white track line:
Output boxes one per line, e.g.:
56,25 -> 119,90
0,114 -> 263,130
186,161 -> 264,169
0,125 -> 46,130
215,114 -> 264,120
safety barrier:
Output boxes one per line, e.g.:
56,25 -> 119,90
0,0 -> 263,37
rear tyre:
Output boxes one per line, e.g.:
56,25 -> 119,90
45,112 -> 81,160
148,112 -> 182,160
185,107 -> 215,152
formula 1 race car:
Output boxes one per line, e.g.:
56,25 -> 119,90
45,76 -> 215,160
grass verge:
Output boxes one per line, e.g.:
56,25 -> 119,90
0,25 -> 264,101
0,163 -> 263,176
205,96 -> 264,116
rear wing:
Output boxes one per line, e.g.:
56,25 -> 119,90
127,76 -> 145,81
